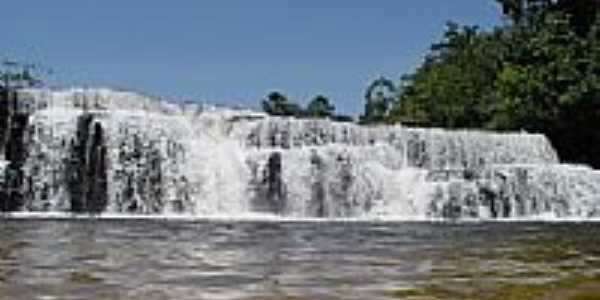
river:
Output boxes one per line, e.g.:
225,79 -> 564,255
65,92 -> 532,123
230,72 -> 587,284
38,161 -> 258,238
1,219 -> 600,299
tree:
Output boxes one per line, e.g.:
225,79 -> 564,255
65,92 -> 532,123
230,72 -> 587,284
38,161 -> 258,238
360,77 -> 396,125
261,91 -> 302,117
0,60 -> 44,91
305,95 -> 335,118
496,0 -> 600,35
388,23 -> 505,128
387,1 -> 600,168
553,0 -> 600,35
496,0 -> 553,26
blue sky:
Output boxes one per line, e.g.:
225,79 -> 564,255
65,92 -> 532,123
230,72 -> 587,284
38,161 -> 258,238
1,1 -> 503,115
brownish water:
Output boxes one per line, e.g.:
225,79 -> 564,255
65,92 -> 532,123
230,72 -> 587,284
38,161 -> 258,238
1,219 -> 600,300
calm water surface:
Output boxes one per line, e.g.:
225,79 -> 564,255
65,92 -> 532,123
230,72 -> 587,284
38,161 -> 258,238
1,219 -> 600,300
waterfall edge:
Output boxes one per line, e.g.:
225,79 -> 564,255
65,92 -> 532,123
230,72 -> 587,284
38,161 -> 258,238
1,88 -> 598,220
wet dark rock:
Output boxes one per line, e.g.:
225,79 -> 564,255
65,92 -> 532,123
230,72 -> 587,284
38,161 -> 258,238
66,114 -> 108,213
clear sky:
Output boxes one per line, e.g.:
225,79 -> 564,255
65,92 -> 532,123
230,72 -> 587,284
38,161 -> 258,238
1,1 -> 503,115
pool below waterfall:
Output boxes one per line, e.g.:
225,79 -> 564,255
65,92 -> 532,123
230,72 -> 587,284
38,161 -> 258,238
2,219 -> 600,300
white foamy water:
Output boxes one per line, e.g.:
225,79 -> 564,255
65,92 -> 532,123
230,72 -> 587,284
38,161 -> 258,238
1,88 -> 598,220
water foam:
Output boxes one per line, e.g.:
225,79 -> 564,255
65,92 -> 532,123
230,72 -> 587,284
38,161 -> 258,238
0,88 -> 598,220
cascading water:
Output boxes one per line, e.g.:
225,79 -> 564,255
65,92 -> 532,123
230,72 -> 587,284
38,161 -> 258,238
1,88 -> 599,219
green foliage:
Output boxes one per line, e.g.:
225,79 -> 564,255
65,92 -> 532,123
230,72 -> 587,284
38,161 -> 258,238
0,60 -> 44,90
388,3 -> 600,167
261,91 -> 303,117
360,99 -> 389,124
262,91 -> 353,121
496,0 -> 600,35
360,77 -> 396,125
496,0 -> 553,26
388,23 -> 505,128
305,95 -> 335,118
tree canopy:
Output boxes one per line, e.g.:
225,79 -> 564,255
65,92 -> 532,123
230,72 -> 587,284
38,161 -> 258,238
305,95 -> 335,118
360,77 -> 396,125
261,91 -> 352,122
387,1 -> 600,168
261,91 -> 303,117
0,60 -> 44,90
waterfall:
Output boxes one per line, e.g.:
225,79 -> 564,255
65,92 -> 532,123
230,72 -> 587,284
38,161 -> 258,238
1,88 -> 599,219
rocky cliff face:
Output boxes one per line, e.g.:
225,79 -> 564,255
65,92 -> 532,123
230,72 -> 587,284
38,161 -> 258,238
1,88 -> 599,219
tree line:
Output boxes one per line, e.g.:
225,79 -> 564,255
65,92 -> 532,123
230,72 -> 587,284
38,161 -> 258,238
385,0 -> 600,168
260,76 -> 396,124
260,0 -> 600,168
261,91 -> 353,122
386,0 -> 600,167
